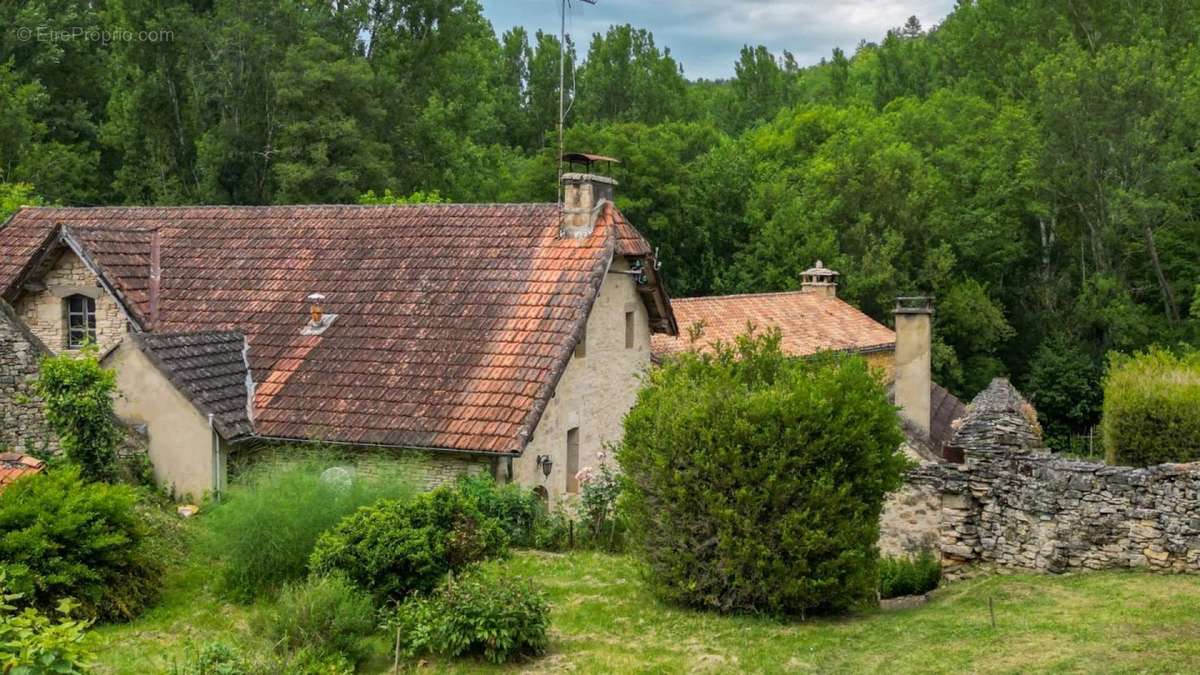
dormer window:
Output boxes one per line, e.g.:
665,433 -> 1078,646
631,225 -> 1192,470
65,294 -> 96,349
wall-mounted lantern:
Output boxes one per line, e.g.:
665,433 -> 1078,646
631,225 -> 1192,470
536,454 -> 553,479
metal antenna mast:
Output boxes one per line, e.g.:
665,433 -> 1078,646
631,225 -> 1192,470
558,0 -> 595,206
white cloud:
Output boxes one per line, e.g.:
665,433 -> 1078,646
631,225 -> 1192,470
484,0 -> 956,79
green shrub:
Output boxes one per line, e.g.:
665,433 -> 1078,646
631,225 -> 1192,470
1102,347 -> 1200,466
388,564 -> 549,665
310,487 -> 507,602
0,466 -> 163,621
202,458 -> 412,601
879,551 -> 941,599
257,574 -> 375,664
618,330 -> 908,616
32,346 -> 121,482
455,474 -> 541,547
0,572 -> 93,674
530,507 -> 572,552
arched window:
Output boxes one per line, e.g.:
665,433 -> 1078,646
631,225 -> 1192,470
65,294 -> 96,349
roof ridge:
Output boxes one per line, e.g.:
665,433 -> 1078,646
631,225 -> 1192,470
141,329 -> 245,340
19,203 -> 561,211
674,289 -> 829,303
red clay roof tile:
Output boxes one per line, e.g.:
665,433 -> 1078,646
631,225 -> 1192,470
0,453 -> 45,490
652,291 -> 896,359
1,203 -> 666,454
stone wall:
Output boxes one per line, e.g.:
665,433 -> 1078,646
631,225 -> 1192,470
879,478 -> 941,557
15,250 -> 129,354
233,443 -> 492,492
887,378 -> 1200,577
358,449 -> 490,490
0,302 -> 57,455
927,449 -> 1200,575
515,254 -> 652,505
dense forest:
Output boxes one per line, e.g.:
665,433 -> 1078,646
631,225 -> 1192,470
2,0 -> 1199,449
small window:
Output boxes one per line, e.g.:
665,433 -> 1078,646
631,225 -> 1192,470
574,328 -> 587,358
65,295 -> 96,349
625,311 -> 636,349
566,427 -> 580,493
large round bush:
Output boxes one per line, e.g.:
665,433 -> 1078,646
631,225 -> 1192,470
0,467 -> 163,621
1103,347 -> 1200,466
309,486 -> 506,602
618,331 -> 908,616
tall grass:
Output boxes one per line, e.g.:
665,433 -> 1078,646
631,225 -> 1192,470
202,456 -> 412,601
878,550 -> 941,599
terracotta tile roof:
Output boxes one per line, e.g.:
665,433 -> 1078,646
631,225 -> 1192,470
134,331 -> 254,439
0,452 -> 44,490
0,203 -> 671,454
652,291 -> 895,359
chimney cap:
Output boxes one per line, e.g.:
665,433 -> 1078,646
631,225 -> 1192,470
307,292 -> 326,303
801,260 -> 839,277
893,296 -> 935,314
562,152 -> 621,167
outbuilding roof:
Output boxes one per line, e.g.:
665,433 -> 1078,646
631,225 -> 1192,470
0,203 -> 674,454
0,452 -> 44,490
652,290 -> 896,359
133,331 -> 255,440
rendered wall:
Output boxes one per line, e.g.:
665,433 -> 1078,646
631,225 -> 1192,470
893,310 -> 932,438
514,255 -> 652,504
108,340 -> 221,500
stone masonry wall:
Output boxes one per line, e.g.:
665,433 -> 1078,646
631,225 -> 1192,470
15,250 -> 128,354
891,378 -> 1200,576
232,442 -> 491,491
926,450 -> 1200,575
0,302 -> 57,455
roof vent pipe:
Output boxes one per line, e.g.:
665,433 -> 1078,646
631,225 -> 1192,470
308,293 -> 325,324
301,293 -> 337,336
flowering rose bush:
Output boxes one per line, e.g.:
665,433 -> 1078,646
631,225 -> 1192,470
574,450 -> 624,549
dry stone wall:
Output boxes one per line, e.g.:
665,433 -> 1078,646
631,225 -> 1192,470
926,449 -> 1200,575
888,378 -> 1200,576
0,302 -> 57,454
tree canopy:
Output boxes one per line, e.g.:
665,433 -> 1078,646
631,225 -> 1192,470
3,0 -> 1200,446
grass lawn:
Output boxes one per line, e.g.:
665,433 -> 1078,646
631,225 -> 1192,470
90,538 -> 1200,674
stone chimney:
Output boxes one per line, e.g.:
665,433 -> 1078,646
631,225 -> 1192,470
893,296 -> 933,438
560,153 -> 619,238
800,261 -> 838,297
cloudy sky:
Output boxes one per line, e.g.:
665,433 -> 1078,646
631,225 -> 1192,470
481,0 -> 957,80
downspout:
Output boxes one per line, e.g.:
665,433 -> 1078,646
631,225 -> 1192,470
209,413 -> 221,502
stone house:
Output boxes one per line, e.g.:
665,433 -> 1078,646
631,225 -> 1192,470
0,170 -> 676,501
651,264 -> 965,453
